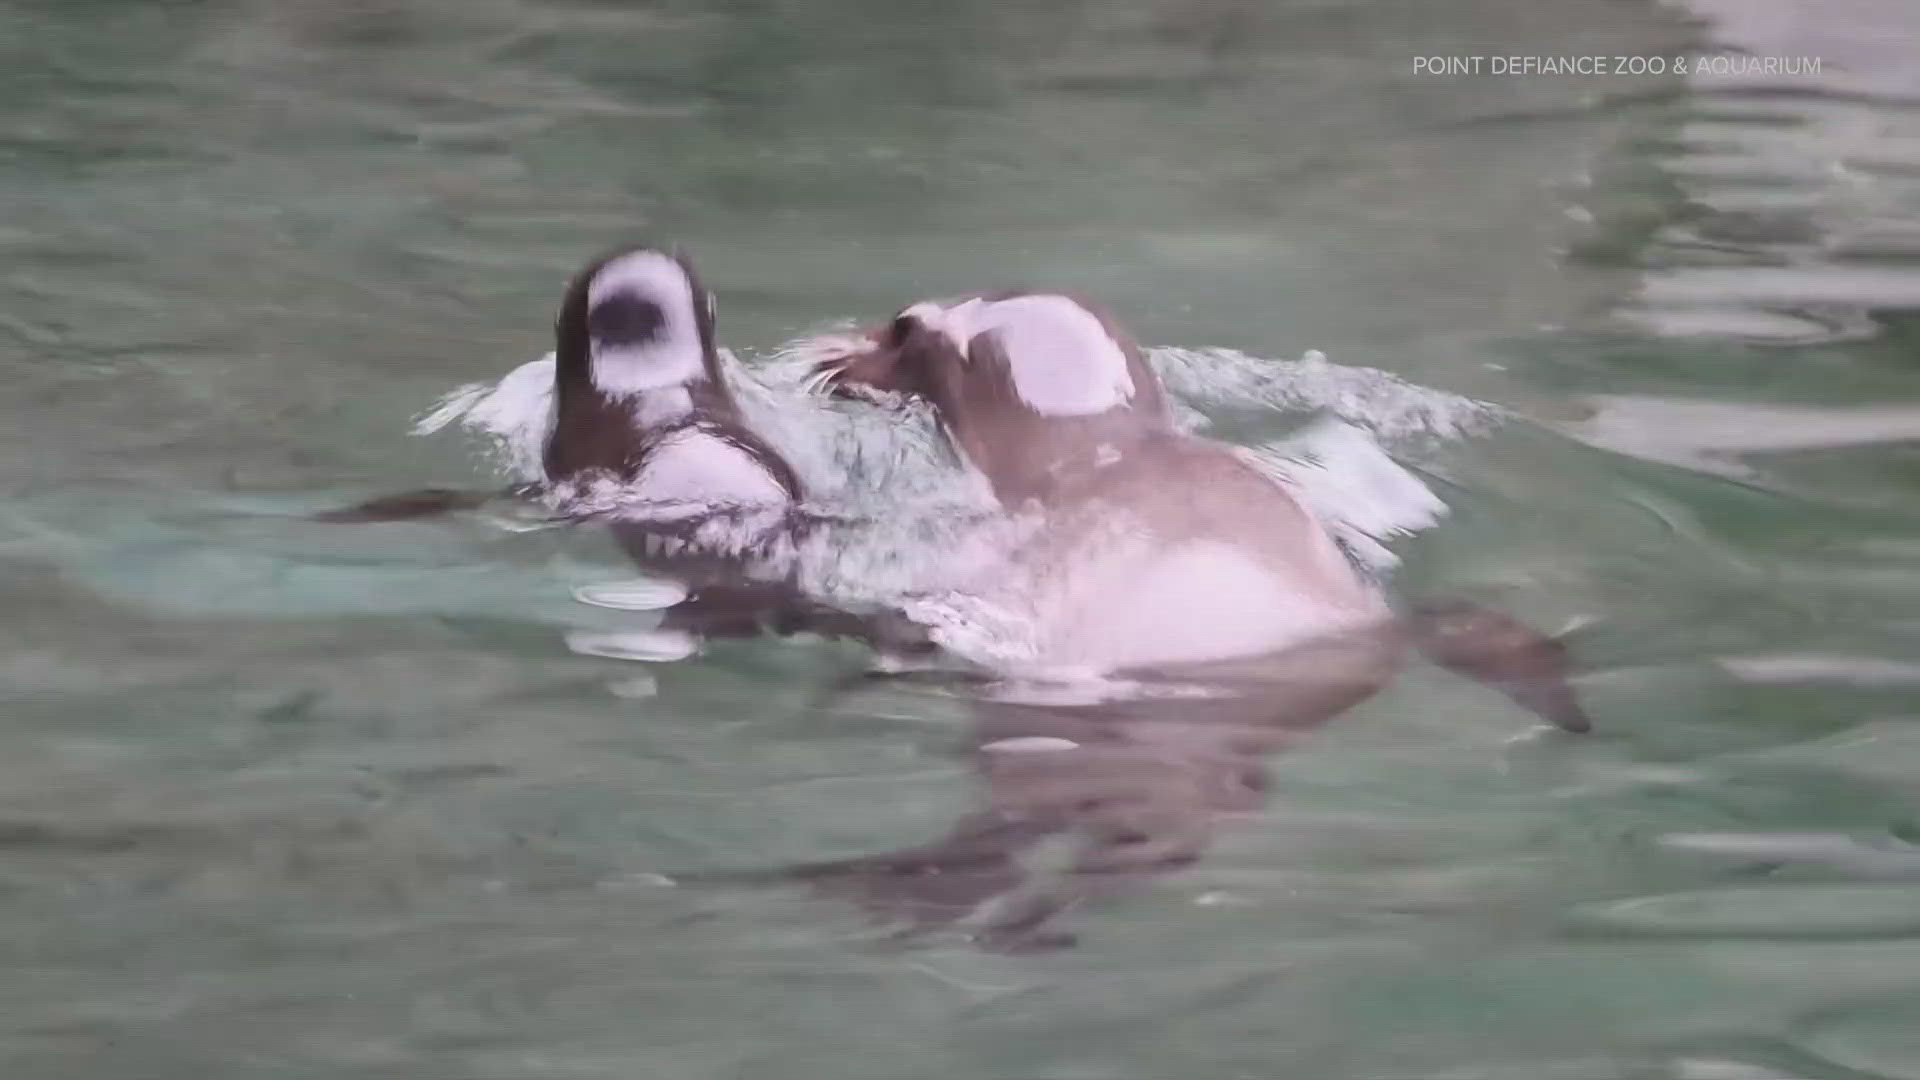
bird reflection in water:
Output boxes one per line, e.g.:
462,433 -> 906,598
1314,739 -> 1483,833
789,290 -> 1589,949
316,266 -> 1590,950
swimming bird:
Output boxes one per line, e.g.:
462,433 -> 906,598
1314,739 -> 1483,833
793,290 -> 1590,948
316,245 -> 891,645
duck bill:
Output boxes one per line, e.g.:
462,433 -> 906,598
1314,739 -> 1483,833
807,323 -> 910,402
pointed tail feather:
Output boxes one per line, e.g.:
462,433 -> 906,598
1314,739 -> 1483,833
1408,599 -> 1594,733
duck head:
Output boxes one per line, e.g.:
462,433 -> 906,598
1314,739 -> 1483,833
546,244 -> 738,480
817,292 -> 1172,504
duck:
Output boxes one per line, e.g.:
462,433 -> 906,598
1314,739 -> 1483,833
819,289 -> 1390,673
316,245 -> 885,645
541,244 -> 800,509
790,289 -> 1589,948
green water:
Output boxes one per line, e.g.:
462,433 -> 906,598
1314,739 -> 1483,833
5,0 -> 1920,1077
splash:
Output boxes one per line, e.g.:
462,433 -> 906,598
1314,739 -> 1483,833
1236,417 -> 1449,575
412,340 -> 995,518
414,352 -> 555,484
43,335 -> 1495,655
409,334 -> 1497,663
736,335 -> 995,515
1151,347 -> 1504,443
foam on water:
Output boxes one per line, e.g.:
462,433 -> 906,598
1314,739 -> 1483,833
414,352 -> 556,484
413,339 -> 995,518
420,335 -> 1486,497
735,336 -> 996,515
1235,416 -> 1450,575
398,334 -> 1492,666
572,577 -> 690,612
564,628 -> 700,664
1152,347 -> 1504,443
23,335 -> 1488,647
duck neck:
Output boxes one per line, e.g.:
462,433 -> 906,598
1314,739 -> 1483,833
546,373 -> 738,482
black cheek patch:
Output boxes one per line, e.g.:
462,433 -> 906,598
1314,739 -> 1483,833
587,294 -> 666,347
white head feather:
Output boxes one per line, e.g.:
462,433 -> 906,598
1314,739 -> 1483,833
585,250 -> 707,398
916,295 -> 1135,416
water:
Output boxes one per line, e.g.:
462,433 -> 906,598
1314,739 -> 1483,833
4,0 -> 1920,1076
